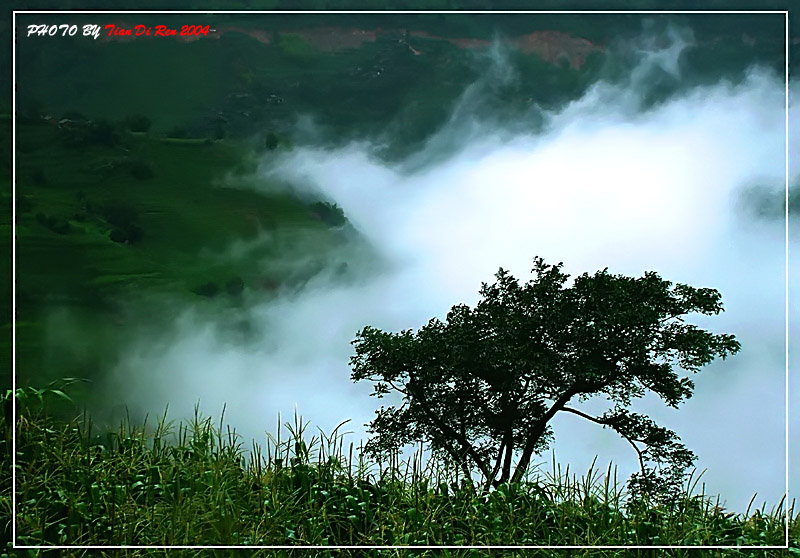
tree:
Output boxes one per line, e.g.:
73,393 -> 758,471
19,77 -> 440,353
265,132 -> 279,151
109,228 -> 128,244
310,201 -> 346,227
193,281 -> 220,298
86,120 -> 119,146
103,202 -> 144,244
350,257 -> 740,501
123,114 -> 152,133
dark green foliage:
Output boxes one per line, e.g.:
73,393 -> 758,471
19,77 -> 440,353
109,228 -> 128,244
310,201 -> 346,227
11,118 -> 348,392
265,132 -> 280,151
351,257 -> 741,499
123,114 -> 152,133
103,202 -> 144,244
60,119 -> 119,148
86,119 -> 119,147
194,281 -> 220,298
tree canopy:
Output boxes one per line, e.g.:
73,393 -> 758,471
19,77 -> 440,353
350,257 -> 740,501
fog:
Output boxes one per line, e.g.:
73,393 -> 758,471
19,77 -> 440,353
107,31 -> 797,513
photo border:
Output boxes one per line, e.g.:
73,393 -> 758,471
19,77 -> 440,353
10,8 -> 792,550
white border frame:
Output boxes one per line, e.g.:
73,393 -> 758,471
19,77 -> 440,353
10,8 -> 791,551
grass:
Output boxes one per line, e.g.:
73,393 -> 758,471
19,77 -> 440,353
4,384 -> 798,555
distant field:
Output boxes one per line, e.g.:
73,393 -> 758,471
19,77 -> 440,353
11,118 -> 354,390
13,13 -> 783,156
9,15 -> 630,148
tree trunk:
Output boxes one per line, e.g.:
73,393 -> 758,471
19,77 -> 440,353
407,375 -> 492,480
511,388 -> 578,483
499,427 -> 514,484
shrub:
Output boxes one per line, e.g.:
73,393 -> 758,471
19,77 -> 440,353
310,201 -> 346,227
60,119 -> 119,148
87,120 -> 119,146
103,202 -> 138,231
194,282 -> 220,298
109,228 -> 128,243
265,132 -> 279,151
103,202 -> 144,244
123,114 -> 152,133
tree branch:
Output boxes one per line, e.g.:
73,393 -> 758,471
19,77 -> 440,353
659,313 -> 685,324
406,374 -> 492,481
500,426 -> 514,484
486,437 -> 506,492
511,387 -> 578,483
386,378 -> 409,396
560,406 -> 646,475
